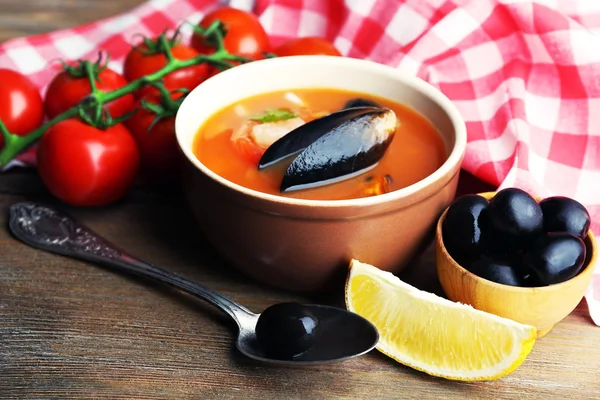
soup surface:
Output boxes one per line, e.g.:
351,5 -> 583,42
193,88 -> 448,201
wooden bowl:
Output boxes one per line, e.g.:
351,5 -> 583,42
435,191 -> 597,337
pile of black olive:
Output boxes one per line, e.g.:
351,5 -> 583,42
442,188 -> 592,287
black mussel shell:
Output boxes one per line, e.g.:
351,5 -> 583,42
539,196 -> 591,239
258,107 -> 381,169
280,108 -> 397,192
522,232 -> 586,285
343,98 -> 381,109
255,302 -> 320,359
487,188 -> 543,249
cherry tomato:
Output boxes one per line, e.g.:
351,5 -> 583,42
274,37 -> 341,57
0,69 -> 44,147
44,66 -> 134,120
36,119 -> 139,206
191,7 -> 270,59
124,41 -> 209,98
124,93 -> 182,186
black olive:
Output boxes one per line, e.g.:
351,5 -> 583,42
255,302 -> 320,359
522,232 -> 586,285
522,273 -> 542,287
487,188 -> 543,248
539,196 -> 591,239
343,98 -> 381,109
442,194 -> 490,263
466,253 -> 524,286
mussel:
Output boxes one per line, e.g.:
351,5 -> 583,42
343,98 -> 381,109
258,107 -> 383,169
278,108 -> 398,192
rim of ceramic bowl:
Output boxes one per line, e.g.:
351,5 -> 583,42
436,191 -> 598,293
175,55 -> 467,209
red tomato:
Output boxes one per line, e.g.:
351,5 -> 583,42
191,7 -> 270,59
0,69 -> 44,146
274,37 -> 341,57
124,94 -> 182,186
36,119 -> 139,206
44,66 -> 134,120
124,41 -> 209,98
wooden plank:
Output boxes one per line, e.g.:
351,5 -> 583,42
0,173 -> 599,399
0,0 -> 143,42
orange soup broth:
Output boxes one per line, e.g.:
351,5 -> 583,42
193,89 -> 448,201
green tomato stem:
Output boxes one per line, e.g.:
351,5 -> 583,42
0,107 -> 79,167
84,60 -> 99,93
83,60 -> 104,125
158,34 -> 175,63
0,120 -> 11,145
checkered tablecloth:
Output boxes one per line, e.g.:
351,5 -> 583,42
1,0 -> 600,325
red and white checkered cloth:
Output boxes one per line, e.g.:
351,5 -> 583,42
2,0 -> 600,325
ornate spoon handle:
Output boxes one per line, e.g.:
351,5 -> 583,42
8,202 -> 255,326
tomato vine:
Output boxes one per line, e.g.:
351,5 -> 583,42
0,20 -> 252,167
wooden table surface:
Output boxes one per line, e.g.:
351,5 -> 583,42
1,1 -> 600,399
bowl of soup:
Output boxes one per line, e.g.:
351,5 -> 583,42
175,55 -> 467,292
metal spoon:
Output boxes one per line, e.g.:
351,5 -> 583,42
8,201 -> 379,366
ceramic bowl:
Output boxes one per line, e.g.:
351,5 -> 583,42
436,191 -> 597,337
175,55 -> 467,292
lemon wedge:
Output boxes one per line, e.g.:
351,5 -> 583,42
345,259 -> 536,381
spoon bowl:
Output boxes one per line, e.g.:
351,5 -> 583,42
8,201 -> 379,366
237,304 -> 379,365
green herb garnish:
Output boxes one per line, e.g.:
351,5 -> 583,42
249,109 -> 297,123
